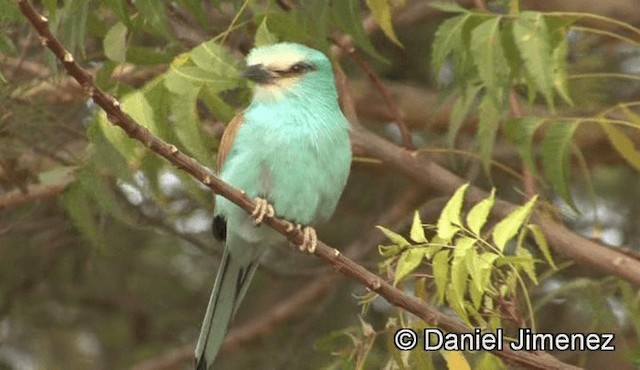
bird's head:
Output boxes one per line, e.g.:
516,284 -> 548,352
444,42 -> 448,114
244,43 -> 337,103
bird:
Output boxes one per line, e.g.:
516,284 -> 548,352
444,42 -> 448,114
194,42 -> 352,369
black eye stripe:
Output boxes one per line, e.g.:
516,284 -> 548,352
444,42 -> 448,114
275,62 -> 316,76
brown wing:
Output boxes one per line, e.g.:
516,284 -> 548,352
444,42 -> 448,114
216,112 -> 244,175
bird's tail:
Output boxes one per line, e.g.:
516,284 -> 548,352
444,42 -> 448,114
194,245 -> 260,370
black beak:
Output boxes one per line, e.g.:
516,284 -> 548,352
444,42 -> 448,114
243,64 -> 274,84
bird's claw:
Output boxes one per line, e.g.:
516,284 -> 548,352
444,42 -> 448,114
251,197 -> 275,225
283,221 -> 317,253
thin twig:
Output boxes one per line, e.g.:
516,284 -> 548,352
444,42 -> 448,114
0,177 -> 73,210
331,35 -> 415,150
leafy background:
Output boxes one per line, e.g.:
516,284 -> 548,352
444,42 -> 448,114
1,0 -> 640,369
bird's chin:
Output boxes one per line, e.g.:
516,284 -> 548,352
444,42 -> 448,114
252,84 -> 291,103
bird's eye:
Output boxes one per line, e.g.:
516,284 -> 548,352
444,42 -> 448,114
289,63 -> 310,73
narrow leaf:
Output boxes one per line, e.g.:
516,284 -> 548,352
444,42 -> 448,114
516,248 -> 538,284
135,0 -> 171,38
451,237 -> 475,304
437,183 -> 469,241
477,95 -> 500,177
541,120 -> 579,207
431,14 -> 470,80
395,248 -> 426,285
443,351 -> 471,370
430,2 -> 470,13
103,22 -> 127,62
599,121 -> 640,172
432,250 -> 450,304
512,12 -> 555,110
470,16 -> 510,102
62,183 -> 101,247
365,0 -> 403,47
170,89 -> 213,166
466,188 -> 495,235
503,116 -> 545,179
527,224 -> 556,269
255,17 -> 279,47
492,196 -> 538,252
376,226 -> 410,247
447,84 -> 481,147
332,0 -> 385,61
410,211 -> 427,243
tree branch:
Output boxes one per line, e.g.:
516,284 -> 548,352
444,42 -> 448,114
16,1 -> 581,368
0,177 -> 73,210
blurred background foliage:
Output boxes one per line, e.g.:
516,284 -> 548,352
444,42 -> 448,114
1,0 -> 640,369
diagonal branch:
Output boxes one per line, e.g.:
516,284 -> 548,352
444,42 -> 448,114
16,1 -> 580,369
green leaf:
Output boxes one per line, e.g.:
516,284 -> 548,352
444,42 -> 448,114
97,90 -> 167,166
181,0 -> 207,26
432,14 -> 471,81
59,0 -> 90,58
189,40 -> 241,82
365,0 -> 403,47
103,0 -> 132,27
445,284 -> 469,323
503,116 -> 546,179
141,77 -> 175,140
62,182 -> 101,247
376,226 -> 410,247
126,46 -> 172,65
410,211 -> 427,243
0,0 -> 23,21
512,12 -> 555,110
551,40 -> 572,106
432,249 -> 451,304
332,0 -> 385,61
470,16 -> 509,103
96,113 -> 138,163
255,17 -> 279,47
378,244 -> 404,258
437,183 -> 469,241
0,32 -> 16,56
443,350 -> 472,370
170,89 -> 214,166
546,15 -> 578,106
468,251 -> 498,295
465,248 -> 484,309
135,0 -> 171,38
447,84 -> 481,148
104,22 -> 127,63
38,166 -> 76,186
542,120 -> 579,207
429,2 -> 470,13
477,95 -> 500,177
516,248 -> 538,284
466,188 -> 495,235
122,91 -> 161,135
492,196 -> 538,252
395,247 -> 426,285
263,12 -> 316,48
527,224 -> 556,269
598,121 -> 640,172
451,237 -> 475,304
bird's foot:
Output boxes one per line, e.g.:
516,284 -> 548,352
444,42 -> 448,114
283,221 -> 317,253
251,197 -> 275,225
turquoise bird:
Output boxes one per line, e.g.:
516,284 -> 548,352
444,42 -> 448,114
194,42 -> 352,369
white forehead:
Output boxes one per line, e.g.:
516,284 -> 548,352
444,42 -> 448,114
246,44 -> 308,70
